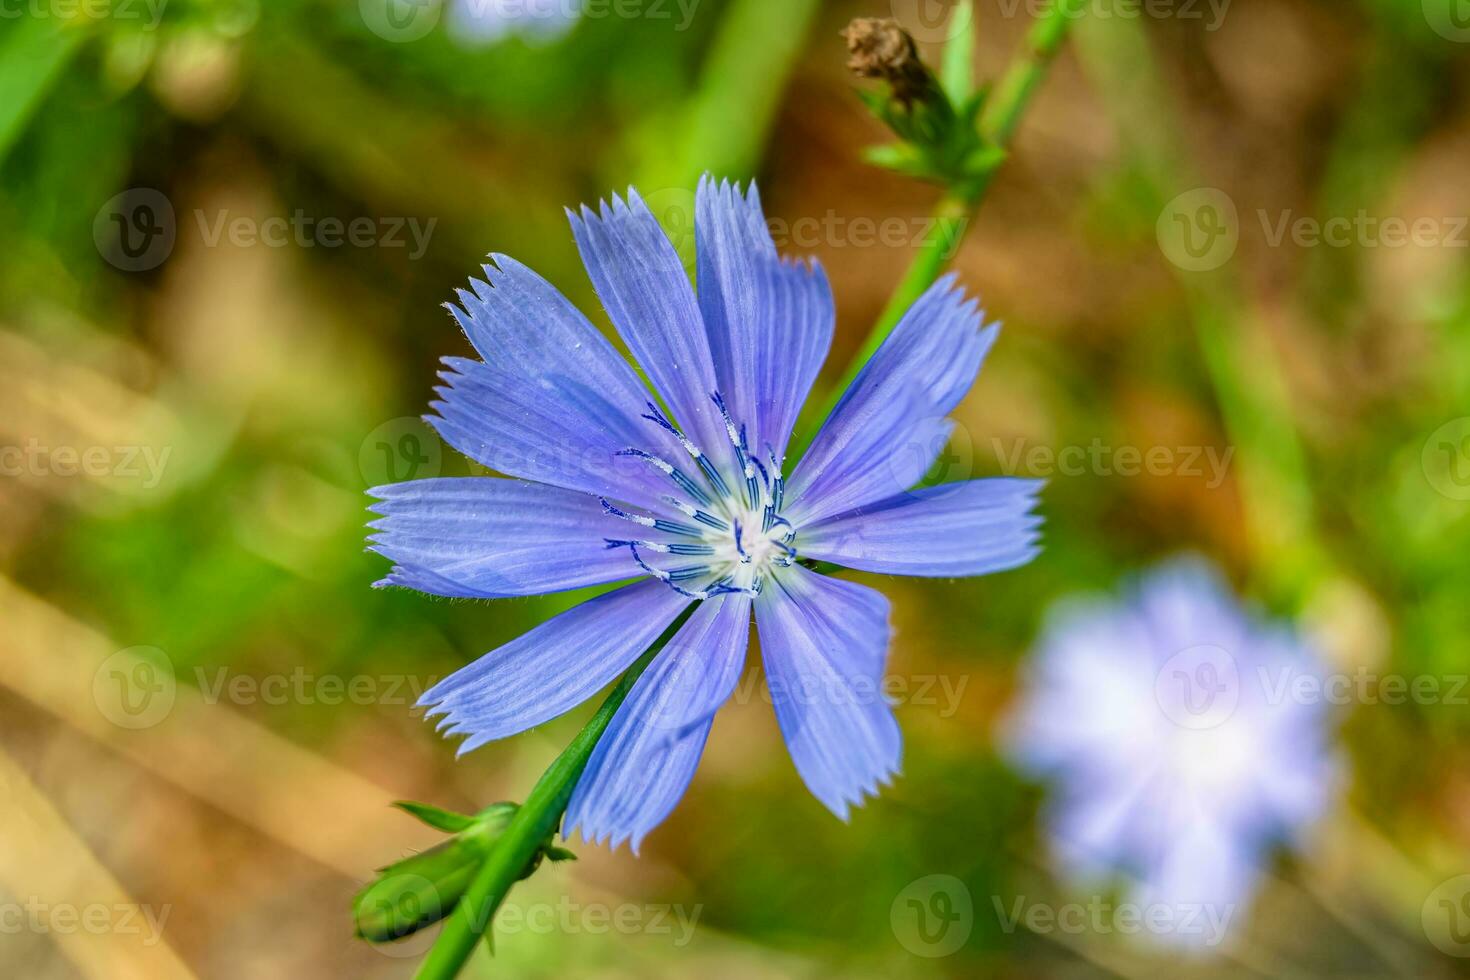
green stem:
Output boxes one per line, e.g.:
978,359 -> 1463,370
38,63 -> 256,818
635,0 -> 823,191
834,190 -> 975,398
793,0 -> 1082,456
412,611 -> 690,980
978,0 -> 1080,147
672,0 -> 822,184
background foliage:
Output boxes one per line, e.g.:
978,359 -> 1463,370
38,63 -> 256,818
3,0 -> 1470,976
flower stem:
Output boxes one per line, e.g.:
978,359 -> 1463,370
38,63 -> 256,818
794,0 -> 1083,456
635,0 -> 823,191
979,0 -> 1082,148
411,610 -> 691,980
829,190 -> 974,407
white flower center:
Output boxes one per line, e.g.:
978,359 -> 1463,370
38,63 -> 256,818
600,393 -> 797,599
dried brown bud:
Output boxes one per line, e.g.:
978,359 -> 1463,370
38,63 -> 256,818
842,18 -> 933,108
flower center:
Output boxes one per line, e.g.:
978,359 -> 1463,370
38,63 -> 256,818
600,393 -> 796,600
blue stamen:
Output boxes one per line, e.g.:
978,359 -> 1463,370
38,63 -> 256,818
767,448 -> 785,513
599,497 -> 653,527
616,448 -> 711,505
605,538 -> 706,556
693,509 -> 729,531
615,396 -> 798,600
661,495 -> 731,532
670,469 -> 711,504
640,401 -> 677,433
750,454 -> 770,490
694,454 -> 732,500
624,543 -> 740,600
600,497 -> 703,538
645,400 -> 732,499
711,392 -> 755,505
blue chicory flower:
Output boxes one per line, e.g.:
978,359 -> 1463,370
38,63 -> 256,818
369,177 -> 1043,850
1002,558 -> 1341,948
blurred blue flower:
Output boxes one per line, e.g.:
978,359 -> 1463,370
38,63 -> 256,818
1003,558 -> 1341,948
447,0 -> 580,47
369,177 -> 1043,850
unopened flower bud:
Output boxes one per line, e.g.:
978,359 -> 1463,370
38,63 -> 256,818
353,801 -> 573,944
842,18 -> 937,109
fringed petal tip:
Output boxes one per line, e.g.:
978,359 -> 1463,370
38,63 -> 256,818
924,270 -> 1005,340
696,172 -> 763,212
1011,478 -> 1050,566
756,567 -> 903,825
370,565 -> 411,590
369,564 -> 483,600
796,477 -> 1045,579
407,580 -> 694,765
566,188 -> 645,229
824,760 -> 903,822
558,597 -> 749,855
782,252 -> 825,278
365,477 -> 450,510
562,821 -> 647,856
409,697 -> 499,759
977,317 -> 1002,352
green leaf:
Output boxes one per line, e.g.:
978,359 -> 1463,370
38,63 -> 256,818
862,143 -> 918,169
960,84 -> 990,127
962,144 -> 1009,178
393,800 -> 476,834
862,144 -> 937,181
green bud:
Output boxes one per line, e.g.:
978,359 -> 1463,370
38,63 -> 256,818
842,17 -> 944,112
353,801 -> 573,944
842,13 -> 999,195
